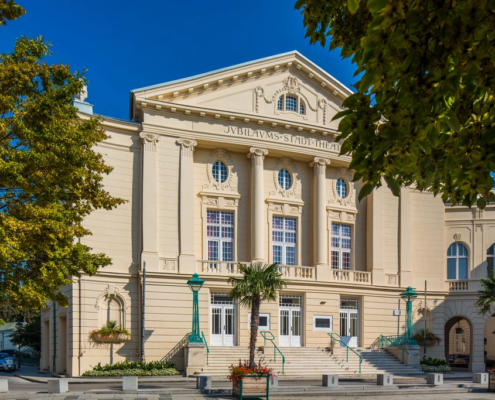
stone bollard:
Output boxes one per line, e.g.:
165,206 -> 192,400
377,374 -> 394,386
48,379 -> 69,393
196,375 -> 212,390
322,375 -> 339,387
270,376 -> 279,388
474,373 -> 489,384
122,376 -> 138,391
0,379 -> 8,393
426,373 -> 443,385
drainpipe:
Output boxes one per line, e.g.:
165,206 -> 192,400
141,262 -> 146,362
52,302 -> 56,373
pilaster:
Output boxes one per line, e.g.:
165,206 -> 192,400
140,132 -> 160,272
178,139 -> 197,274
310,157 -> 330,281
399,187 -> 413,286
248,147 -> 268,261
368,186 -> 385,285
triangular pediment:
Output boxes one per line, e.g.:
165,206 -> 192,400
131,51 -> 352,129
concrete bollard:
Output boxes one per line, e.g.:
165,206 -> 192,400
426,373 -> 443,385
122,376 -> 138,391
270,376 -> 279,388
0,379 -> 8,393
196,375 -> 212,390
48,379 -> 69,393
322,374 -> 339,387
474,373 -> 489,384
377,374 -> 394,386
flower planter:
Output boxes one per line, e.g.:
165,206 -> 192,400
91,333 -> 131,343
416,339 -> 439,347
232,375 -> 270,399
489,372 -> 495,392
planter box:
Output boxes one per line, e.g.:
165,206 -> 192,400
489,372 -> 495,392
92,333 -> 131,343
233,375 -> 270,399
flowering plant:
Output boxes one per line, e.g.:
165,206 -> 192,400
90,321 -> 131,341
228,359 -> 274,382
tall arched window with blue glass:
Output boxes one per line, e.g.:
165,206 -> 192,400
447,243 -> 469,280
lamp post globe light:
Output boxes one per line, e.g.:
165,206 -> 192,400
187,273 -> 205,343
400,286 -> 419,345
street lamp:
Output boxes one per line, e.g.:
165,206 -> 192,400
187,273 -> 205,343
400,286 -> 419,345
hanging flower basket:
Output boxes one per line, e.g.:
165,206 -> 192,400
91,333 -> 131,343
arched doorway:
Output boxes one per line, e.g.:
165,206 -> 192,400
445,316 -> 472,371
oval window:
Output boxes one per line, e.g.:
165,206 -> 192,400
212,161 -> 228,183
337,178 -> 348,198
278,169 -> 292,190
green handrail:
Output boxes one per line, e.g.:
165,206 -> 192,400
328,333 -> 363,374
201,331 -> 209,366
259,331 -> 285,374
378,335 -> 409,364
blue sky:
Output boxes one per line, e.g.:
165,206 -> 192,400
0,0 -> 358,121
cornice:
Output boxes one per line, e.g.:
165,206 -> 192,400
137,98 -> 340,139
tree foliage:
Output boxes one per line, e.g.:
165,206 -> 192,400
475,275 -> 495,316
228,262 -> 286,368
296,0 -> 495,208
0,4 -> 125,309
9,315 -> 41,352
0,0 -> 25,26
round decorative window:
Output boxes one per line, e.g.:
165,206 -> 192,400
336,178 -> 348,198
278,169 -> 292,190
212,161 -> 228,183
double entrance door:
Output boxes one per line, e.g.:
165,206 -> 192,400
340,297 -> 359,347
279,295 -> 302,347
210,292 -> 235,346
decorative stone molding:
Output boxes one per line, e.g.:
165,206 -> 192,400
161,258 -> 177,271
270,157 -> 301,200
318,98 -> 327,125
475,224 -> 483,232
95,285 -> 128,311
177,138 -> 197,157
140,132 -> 160,152
202,148 -> 238,194
248,147 -> 268,160
328,167 -> 357,209
309,157 -> 331,176
453,233 -> 462,241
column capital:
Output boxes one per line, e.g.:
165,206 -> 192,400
247,147 -> 268,159
177,138 -> 197,157
309,157 -> 331,168
140,132 -> 160,152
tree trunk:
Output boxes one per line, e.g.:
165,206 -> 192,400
249,294 -> 261,368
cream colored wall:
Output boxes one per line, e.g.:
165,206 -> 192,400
485,316 -> 495,360
382,190 -> 399,276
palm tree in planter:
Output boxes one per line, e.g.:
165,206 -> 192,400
228,262 -> 286,368
476,274 -> 495,316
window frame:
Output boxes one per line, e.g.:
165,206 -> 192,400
248,313 -> 270,330
336,178 -> 348,199
488,244 -> 495,277
447,242 -> 469,281
212,161 -> 228,183
272,216 -> 297,266
278,169 -> 292,191
276,94 -> 306,115
331,223 -> 352,270
313,315 -> 333,331
206,210 -> 235,262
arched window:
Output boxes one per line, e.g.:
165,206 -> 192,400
299,101 -> 305,115
447,243 -> 469,280
277,96 -> 283,110
488,244 -> 495,277
278,169 -> 292,190
212,161 -> 228,183
286,96 -> 297,112
101,298 -> 124,328
336,178 -> 348,199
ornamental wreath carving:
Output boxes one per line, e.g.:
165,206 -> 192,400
203,148 -> 239,193
328,168 -> 356,208
270,157 -> 302,200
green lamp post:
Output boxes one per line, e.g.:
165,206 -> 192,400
400,286 -> 419,345
187,273 -> 205,343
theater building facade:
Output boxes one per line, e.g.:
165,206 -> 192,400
41,51 -> 495,376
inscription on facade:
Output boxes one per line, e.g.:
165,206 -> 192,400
225,126 -> 340,152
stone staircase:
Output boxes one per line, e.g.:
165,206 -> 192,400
197,346 -> 422,378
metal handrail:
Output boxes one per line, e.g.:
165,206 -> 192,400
378,335 -> 410,364
161,332 -> 191,362
259,331 -> 285,374
201,331 -> 209,366
328,333 -> 363,374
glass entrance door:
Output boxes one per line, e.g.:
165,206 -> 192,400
279,295 -> 302,347
340,298 -> 359,347
210,292 -> 235,346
